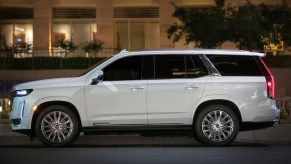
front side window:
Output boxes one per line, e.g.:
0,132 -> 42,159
103,56 -> 142,81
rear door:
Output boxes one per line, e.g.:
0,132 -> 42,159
205,55 -> 267,102
147,55 -> 208,125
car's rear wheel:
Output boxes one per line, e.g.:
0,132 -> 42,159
35,105 -> 80,147
194,105 -> 239,146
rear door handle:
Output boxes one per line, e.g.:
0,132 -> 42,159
131,86 -> 145,91
185,85 -> 199,90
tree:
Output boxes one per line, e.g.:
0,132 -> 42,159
167,0 -> 227,48
260,0 -> 291,51
168,0 -> 291,52
227,1 -> 264,51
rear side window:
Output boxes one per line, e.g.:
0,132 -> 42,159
186,55 -> 209,78
155,55 -> 185,79
206,55 -> 263,76
142,55 -> 154,80
154,55 -> 208,79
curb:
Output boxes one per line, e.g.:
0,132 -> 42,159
235,138 -> 291,145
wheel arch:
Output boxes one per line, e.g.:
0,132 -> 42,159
30,101 -> 82,138
193,99 -> 242,127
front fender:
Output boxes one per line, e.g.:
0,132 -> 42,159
27,96 -> 89,129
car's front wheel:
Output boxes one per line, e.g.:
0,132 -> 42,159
194,105 -> 239,146
35,105 -> 80,147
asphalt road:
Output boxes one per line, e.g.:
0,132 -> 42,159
1,122 -> 291,164
0,144 -> 291,164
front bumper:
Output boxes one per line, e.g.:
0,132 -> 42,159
12,129 -> 31,136
10,118 -> 22,126
9,96 -> 32,130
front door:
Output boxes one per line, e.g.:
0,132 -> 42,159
85,56 -> 148,126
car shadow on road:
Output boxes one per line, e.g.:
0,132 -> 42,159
0,141 -> 272,148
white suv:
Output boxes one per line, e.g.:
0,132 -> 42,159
9,49 -> 280,147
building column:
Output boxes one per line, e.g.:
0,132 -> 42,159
96,0 -> 114,49
33,0 -> 52,53
159,0 -> 175,48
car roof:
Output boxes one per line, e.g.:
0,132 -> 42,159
116,49 -> 265,57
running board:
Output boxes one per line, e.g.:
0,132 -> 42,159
82,125 -> 193,136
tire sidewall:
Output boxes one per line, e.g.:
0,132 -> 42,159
194,105 -> 239,146
35,105 -> 80,147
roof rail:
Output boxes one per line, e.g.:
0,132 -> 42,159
120,49 -> 128,53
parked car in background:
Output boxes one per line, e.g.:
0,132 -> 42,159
9,49 -> 280,147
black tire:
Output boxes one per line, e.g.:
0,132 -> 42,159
35,105 -> 80,147
194,105 -> 239,146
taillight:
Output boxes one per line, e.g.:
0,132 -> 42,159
265,75 -> 275,99
259,58 -> 275,99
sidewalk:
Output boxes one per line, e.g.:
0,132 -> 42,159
0,119 -> 9,124
0,118 -> 290,145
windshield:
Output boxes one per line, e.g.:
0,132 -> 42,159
78,57 -> 110,77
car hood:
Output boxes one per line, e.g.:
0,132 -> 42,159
12,77 -> 83,91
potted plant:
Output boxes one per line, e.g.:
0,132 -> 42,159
82,40 -> 103,58
53,39 -> 77,57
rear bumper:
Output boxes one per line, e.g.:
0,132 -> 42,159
240,120 -> 279,131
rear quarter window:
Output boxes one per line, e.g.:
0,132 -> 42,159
206,55 -> 263,76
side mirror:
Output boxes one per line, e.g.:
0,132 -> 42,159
91,75 -> 104,85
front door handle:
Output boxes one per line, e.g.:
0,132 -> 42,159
131,86 -> 145,91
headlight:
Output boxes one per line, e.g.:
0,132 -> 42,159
11,89 -> 33,97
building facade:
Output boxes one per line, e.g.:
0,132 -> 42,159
0,0 -> 287,54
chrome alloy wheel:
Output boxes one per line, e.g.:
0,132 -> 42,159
201,110 -> 234,142
40,111 -> 74,143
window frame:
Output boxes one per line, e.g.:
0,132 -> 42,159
100,54 -> 210,81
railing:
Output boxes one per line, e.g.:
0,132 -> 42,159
0,48 -> 118,70
0,48 -> 118,58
